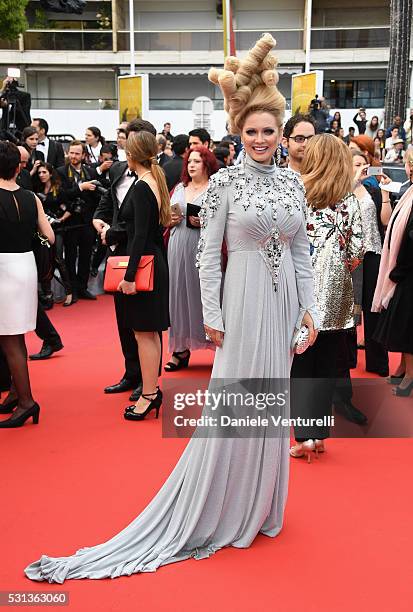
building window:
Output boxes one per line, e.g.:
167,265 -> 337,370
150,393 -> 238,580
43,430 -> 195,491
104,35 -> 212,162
324,80 -> 385,108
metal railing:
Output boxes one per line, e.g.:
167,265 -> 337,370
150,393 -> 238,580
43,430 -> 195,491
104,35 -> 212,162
311,26 -> 390,49
31,98 -> 117,110
116,29 -> 303,52
0,26 -> 392,53
23,30 -> 113,51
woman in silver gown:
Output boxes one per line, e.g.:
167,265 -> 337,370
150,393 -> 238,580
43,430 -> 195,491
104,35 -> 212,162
25,34 -> 318,583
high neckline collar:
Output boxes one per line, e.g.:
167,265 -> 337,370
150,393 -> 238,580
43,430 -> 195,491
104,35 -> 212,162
244,153 -> 276,175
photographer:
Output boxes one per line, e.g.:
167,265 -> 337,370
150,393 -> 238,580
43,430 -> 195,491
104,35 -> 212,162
88,143 -> 117,191
88,145 -> 114,276
57,140 -> 99,302
309,95 -> 330,133
0,76 -> 31,134
32,162 -> 73,307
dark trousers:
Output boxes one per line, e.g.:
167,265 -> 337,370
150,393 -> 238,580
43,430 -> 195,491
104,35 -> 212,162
333,328 -> 357,404
41,233 -> 72,296
64,224 -> 96,294
114,292 -> 141,385
362,252 -> 389,374
35,303 -> 61,345
91,240 -> 107,271
291,330 -> 346,440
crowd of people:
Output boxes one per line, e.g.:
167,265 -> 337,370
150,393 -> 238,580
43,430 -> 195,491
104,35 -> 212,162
0,101 -> 412,425
305,98 -> 413,165
0,31 -> 412,583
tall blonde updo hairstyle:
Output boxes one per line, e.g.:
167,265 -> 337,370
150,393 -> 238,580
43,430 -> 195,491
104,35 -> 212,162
126,131 -> 171,227
208,33 -> 286,134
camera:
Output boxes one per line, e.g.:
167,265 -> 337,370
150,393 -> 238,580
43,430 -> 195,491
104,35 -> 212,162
309,96 -> 320,111
107,143 -> 118,161
3,69 -> 24,96
90,180 -> 109,196
1,69 -> 31,133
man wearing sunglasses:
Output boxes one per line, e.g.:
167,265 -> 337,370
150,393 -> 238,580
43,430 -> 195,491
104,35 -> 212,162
282,113 -> 316,174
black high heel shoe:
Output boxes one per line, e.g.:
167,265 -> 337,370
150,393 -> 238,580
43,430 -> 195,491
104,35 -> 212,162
0,403 -> 40,428
164,350 -> 190,372
387,372 -> 405,385
124,387 -> 161,414
0,398 -> 18,414
394,380 -> 413,397
124,390 -> 162,421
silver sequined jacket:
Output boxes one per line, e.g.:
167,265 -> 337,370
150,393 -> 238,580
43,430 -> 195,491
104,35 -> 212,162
306,193 -> 364,331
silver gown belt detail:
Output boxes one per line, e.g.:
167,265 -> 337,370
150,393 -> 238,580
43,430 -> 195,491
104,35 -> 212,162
258,228 -> 289,291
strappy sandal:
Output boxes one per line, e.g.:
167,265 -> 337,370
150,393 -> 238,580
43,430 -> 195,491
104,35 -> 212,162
164,350 -> 191,372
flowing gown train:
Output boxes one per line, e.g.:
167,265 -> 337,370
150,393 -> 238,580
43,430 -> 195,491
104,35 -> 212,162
25,156 -> 317,583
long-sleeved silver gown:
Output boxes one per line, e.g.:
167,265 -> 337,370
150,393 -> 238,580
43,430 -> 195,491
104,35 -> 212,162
25,155 -> 318,583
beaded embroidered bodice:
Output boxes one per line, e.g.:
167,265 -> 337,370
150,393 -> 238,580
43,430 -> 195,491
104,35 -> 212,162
197,155 -> 307,290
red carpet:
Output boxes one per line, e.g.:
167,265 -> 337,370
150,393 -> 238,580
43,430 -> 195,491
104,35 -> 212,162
1,295 -> 412,611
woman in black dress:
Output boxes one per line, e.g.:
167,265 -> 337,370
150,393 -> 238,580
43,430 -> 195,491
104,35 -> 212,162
33,162 -> 73,306
21,126 -> 44,175
373,183 -> 413,396
0,141 -> 54,428
117,131 -> 171,420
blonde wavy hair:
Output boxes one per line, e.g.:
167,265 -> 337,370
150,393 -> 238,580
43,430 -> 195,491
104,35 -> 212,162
208,33 -> 286,134
301,134 -> 353,210
126,131 -> 171,227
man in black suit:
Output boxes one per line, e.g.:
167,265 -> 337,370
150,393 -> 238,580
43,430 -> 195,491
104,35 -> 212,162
16,145 -> 33,190
88,144 -> 118,275
163,134 -> 189,192
156,134 -> 170,168
93,118 -> 158,398
32,117 -> 65,168
161,122 -> 174,143
57,140 -> 99,301
88,144 -> 116,191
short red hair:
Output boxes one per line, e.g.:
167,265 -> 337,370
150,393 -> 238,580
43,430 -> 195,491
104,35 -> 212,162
181,145 -> 219,186
350,135 -> 381,166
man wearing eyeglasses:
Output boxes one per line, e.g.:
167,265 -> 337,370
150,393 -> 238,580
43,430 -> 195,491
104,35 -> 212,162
282,113 -> 316,174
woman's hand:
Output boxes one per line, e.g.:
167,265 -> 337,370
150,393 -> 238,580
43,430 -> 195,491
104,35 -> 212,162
353,164 -> 369,187
118,280 -> 137,295
204,325 -> 224,348
188,215 -> 201,228
379,172 -> 391,185
30,160 -> 42,176
301,311 -> 318,346
169,212 -> 183,227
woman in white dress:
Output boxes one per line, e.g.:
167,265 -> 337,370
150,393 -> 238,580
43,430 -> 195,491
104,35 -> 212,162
165,146 -> 219,371
0,141 -> 54,428
25,34 -> 318,582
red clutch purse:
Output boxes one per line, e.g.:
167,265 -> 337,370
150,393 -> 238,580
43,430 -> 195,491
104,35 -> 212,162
104,255 -> 154,292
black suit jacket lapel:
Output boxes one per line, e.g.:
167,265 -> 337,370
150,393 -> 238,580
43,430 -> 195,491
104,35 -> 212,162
111,162 -> 128,194
47,140 -> 54,164
110,162 -> 129,223
119,176 -> 139,216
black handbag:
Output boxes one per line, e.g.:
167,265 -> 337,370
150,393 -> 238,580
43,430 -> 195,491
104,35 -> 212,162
32,232 -> 56,283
